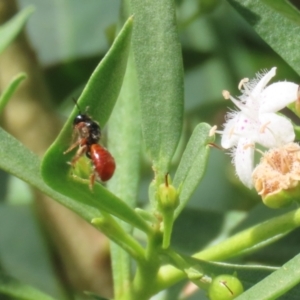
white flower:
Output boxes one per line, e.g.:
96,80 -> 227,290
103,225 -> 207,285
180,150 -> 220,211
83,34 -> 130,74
221,67 -> 298,188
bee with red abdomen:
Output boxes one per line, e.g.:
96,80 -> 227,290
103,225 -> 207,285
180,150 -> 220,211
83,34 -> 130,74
87,144 -> 116,189
64,100 -> 115,189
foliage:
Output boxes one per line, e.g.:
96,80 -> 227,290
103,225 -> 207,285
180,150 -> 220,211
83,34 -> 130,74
1,1 -> 300,300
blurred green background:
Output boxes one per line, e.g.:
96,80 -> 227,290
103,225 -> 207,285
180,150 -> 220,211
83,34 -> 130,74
1,0 -> 300,299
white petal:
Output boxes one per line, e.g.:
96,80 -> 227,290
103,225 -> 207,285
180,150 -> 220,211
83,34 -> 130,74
255,113 -> 295,148
221,114 -> 240,149
250,67 -> 276,99
221,112 -> 258,149
231,96 -> 257,119
259,82 -> 298,113
233,138 -> 254,188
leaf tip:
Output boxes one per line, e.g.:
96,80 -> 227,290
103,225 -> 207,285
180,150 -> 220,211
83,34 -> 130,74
24,5 -> 36,15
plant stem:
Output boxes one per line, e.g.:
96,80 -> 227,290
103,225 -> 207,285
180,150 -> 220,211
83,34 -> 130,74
151,207 -> 300,293
92,214 -> 146,263
131,231 -> 162,300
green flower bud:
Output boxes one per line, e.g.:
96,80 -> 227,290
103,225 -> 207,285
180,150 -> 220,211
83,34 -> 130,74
208,275 -> 244,300
157,174 -> 179,249
262,186 -> 299,209
184,267 -> 203,280
157,174 -> 179,211
71,156 -> 91,179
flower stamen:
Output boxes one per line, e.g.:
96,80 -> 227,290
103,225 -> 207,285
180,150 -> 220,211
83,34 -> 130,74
243,143 -> 254,150
222,90 -> 230,100
229,127 -> 235,139
238,78 -> 249,90
259,121 -> 271,133
281,151 -> 291,174
221,67 -> 298,189
263,152 -> 278,171
209,125 -> 217,137
255,148 -> 265,156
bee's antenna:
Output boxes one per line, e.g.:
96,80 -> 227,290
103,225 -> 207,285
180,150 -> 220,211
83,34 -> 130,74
72,97 -> 81,113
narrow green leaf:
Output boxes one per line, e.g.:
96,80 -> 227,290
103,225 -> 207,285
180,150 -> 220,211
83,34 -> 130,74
227,0 -> 300,75
92,213 -> 145,262
130,0 -> 184,178
0,6 -> 35,54
194,208 -> 300,261
72,16 -> 134,128
0,73 -> 27,113
107,52 -> 141,297
0,205 -> 64,299
154,207 -> 300,292
235,253 -> 300,300
197,260 -> 277,290
107,53 -> 141,212
41,17 -> 151,234
0,272 -> 55,300
261,0 -> 300,26
0,127 -> 99,222
173,123 -> 213,218
165,251 -> 277,290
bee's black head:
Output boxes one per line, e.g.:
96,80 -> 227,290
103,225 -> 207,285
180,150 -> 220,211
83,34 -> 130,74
73,114 -> 91,125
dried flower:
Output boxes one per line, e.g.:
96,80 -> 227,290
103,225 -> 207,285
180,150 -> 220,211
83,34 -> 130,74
252,143 -> 300,208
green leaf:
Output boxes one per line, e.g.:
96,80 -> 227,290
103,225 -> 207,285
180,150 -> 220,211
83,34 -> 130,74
73,16 -> 134,128
92,213 -> 145,262
0,205 -> 64,298
261,0 -> 300,26
194,208 -> 300,261
107,52 -> 142,297
227,0 -> 300,75
200,260 -> 277,289
0,73 -> 27,113
165,251 -> 277,290
107,53 -> 141,212
0,272 -> 55,300
41,17 -> 150,234
154,207 -> 300,292
0,127 -> 98,222
173,123 -> 213,218
23,2 -> 120,64
235,253 -> 300,300
0,6 -> 35,54
130,0 -> 184,178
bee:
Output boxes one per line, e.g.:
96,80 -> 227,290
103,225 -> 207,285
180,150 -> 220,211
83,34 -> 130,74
64,100 -> 115,189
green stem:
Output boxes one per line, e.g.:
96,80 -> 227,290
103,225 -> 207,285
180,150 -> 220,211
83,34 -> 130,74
162,211 -> 174,249
151,207 -> 300,293
92,213 -> 145,263
162,249 -> 209,290
111,245 -> 132,300
131,231 -> 162,300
